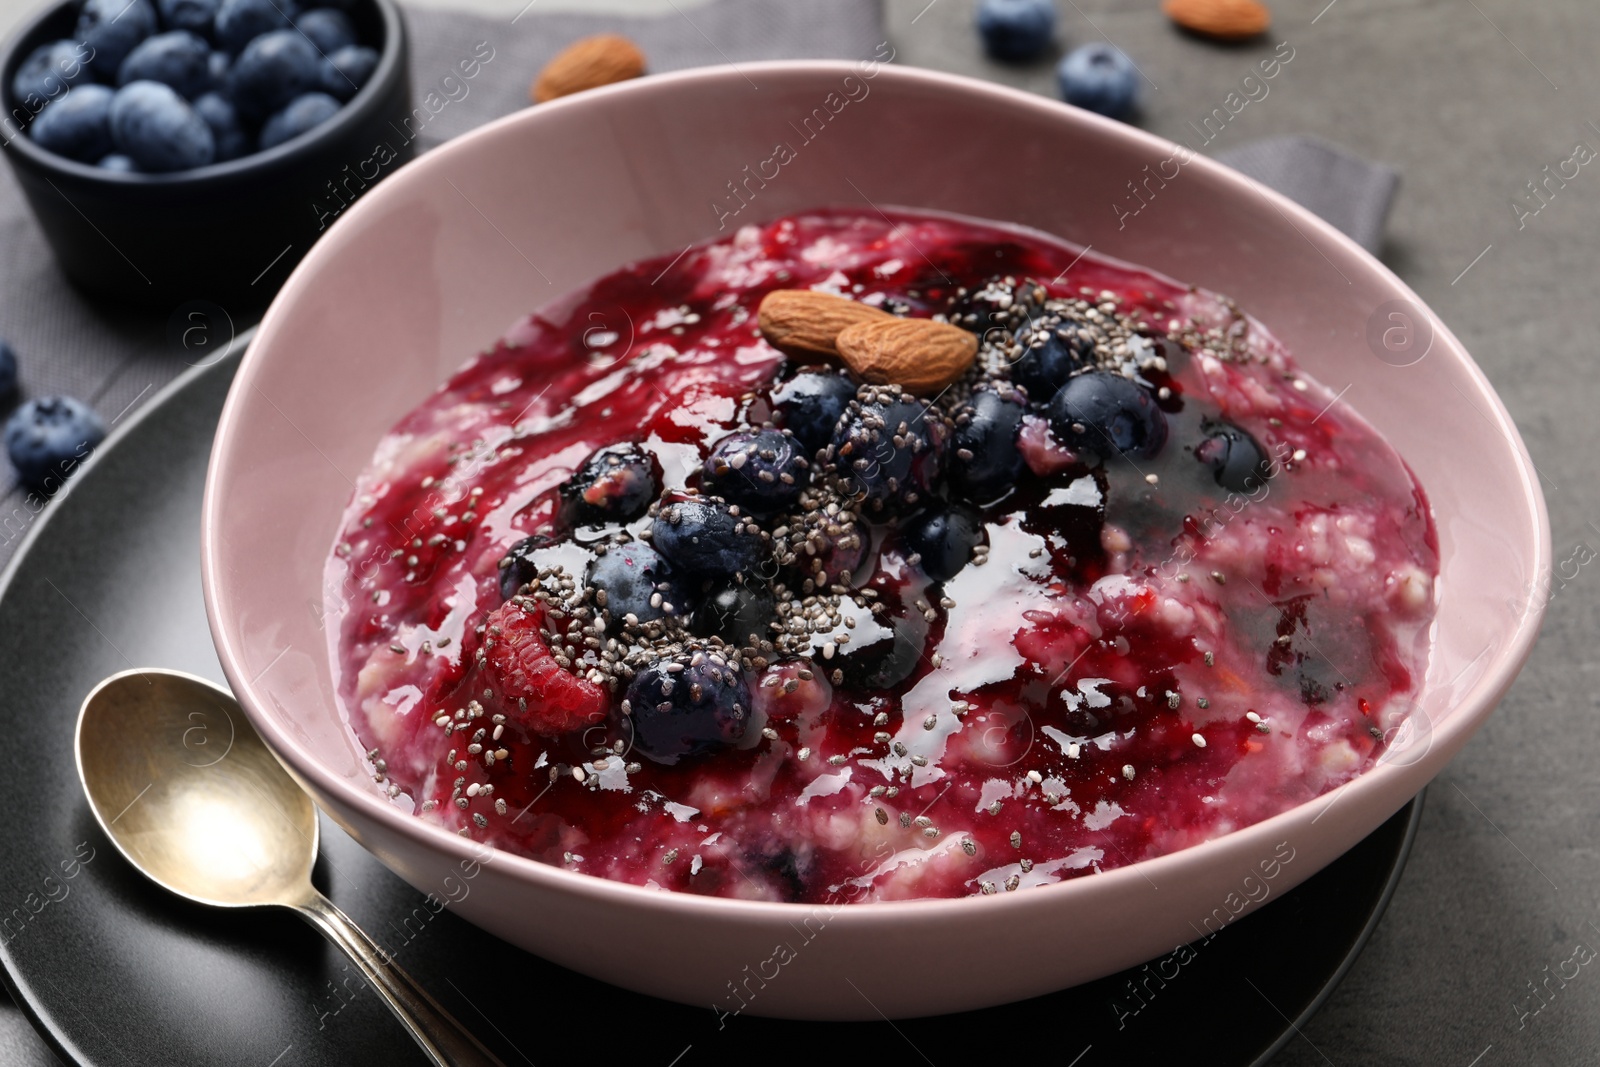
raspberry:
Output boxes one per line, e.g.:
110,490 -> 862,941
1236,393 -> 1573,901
482,601 -> 608,736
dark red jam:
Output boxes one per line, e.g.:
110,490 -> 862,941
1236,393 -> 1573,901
325,209 -> 1438,903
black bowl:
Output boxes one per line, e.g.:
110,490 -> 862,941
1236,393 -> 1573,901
0,0 -> 414,311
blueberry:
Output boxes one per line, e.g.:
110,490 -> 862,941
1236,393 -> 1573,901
1057,43 -> 1139,121
320,44 -> 378,101
975,0 -> 1055,61
97,152 -> 138,170
29,85 -> 115,162
691,579 -> 776,647
587,539 -> 689,626
948,386 -> 1026,504
213,0 -> 292,53
158,0 -> 220,37
769,370 -> 857,453
228,30 -> 323,118
258,91 -> 339,148
829,572 -> 935,691
1196,421 -> 1273,494
110,81 -> 214,172
905,506 -> 985,582
826,389 -> 948,518
559,443 -> 659,527
11,41 -> 90,106
702,429 -> 809,516
0,341 -> 18,399
5,397 -> 106,494
294,8 -> 355,52
76,0 -> 158,78
118,31 -> 213,99
496,532 -> 556,601
206,49 -> 230,88
623,649 -> 750,765
788,513 -> 869,591
945,279 -> 1014,338
193,91 -> 249,160
651,492 -> 766,580
1047,371 -> 1167,461
1010,317 -> 1093,399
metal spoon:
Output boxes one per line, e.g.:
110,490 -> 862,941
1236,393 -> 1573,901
75,667 -> 504,1067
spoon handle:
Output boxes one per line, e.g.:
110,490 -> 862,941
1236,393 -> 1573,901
294,889 -> 506,1067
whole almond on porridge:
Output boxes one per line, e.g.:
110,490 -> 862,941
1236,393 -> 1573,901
1161,0 -> 1271,40
532,34 -> 647,103
835,317 -> 979,396
757,289 -> 895,359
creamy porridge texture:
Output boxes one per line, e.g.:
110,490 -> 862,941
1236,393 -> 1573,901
324,209 -> 1438,903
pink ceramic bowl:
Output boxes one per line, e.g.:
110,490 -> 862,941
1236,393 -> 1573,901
202,62 -> 1549,1019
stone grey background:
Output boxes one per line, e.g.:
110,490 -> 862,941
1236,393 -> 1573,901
0,0 -> 1597,1064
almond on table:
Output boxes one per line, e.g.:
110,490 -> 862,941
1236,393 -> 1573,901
1161,0 -> 1271,40
532,34 -> 647,104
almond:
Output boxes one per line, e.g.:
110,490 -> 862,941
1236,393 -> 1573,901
532,34 -> 647,104
835,318 -> 978,397
1161,0 -> 1270,40
757,290 -> 895,360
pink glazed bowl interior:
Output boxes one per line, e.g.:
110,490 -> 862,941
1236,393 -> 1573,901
202,62 -> 1549,1020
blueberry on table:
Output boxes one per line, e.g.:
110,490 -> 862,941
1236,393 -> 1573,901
97,153 -> 138,171
0,341 -> 17,400
213,0 -> 292,54
5,397 -> 107,494
1010,319 -> 1092,399
975,0 -> 1056,62
948,386 -> 1026,504
702,429 -> 809,516
320,44 -> 379,101
228,30 -> 325,118
1057,43 -> 1140,121
827,389 -> 948,518
158,0 -> 221,38
905,506 -> 985,583
110,81 -> 215,172
651,492 -> 766,580
1047,370 -> 1168,461
29,85 -> 115,163
559,443 -> 660,527
623,649 -> 750,765
586,539 -> 687,626
295,8 -> 356,52
193,92 -> 250,160
768,370 -> 857,454
11,41 -> 90,105
1196,420 -> 1273,493
258,91 -> 340,149
76,0 -> 158,78
117,31 -> 214,100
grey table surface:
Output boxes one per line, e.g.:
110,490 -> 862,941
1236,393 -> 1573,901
1,1 -> 1598,1064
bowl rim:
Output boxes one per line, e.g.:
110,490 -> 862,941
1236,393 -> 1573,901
202,59 -> 1552,922
0,0 -> 407,184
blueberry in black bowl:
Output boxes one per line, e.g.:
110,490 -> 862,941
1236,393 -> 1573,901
109,81 -> 215,171
116,30 -> 212,99
75,0 -> 156,78
1046,370 -> 1168,460
259,91 -> 340,149
28,83 -> 113,162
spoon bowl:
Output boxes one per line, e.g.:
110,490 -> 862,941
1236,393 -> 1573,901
76,667 -> 503,1067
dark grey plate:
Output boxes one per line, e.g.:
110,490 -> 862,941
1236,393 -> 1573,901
0,344 -> 1422,1066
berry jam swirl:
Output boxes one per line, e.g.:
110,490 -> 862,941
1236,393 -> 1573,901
325,209 -> 1438,904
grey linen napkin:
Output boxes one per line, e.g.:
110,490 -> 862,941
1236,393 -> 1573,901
1216,134 -> 1400,255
